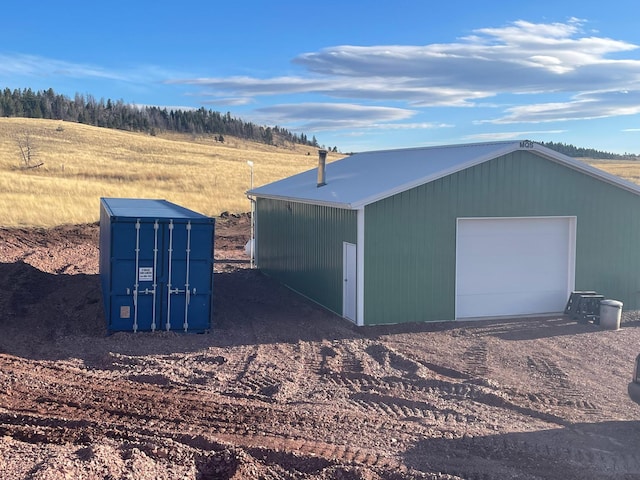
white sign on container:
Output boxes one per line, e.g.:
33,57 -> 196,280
138,267 -> 153,282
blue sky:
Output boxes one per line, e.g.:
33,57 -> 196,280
2,0 -> 640,154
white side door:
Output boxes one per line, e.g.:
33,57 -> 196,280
343,242 -> 357,322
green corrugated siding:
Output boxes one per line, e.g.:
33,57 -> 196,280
364,151 -> 640,324
255,198 -> 357,315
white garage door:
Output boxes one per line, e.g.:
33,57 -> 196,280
456,217 -> 575,319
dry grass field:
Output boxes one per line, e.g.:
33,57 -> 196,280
1,117 -> 639,228
0,118 -> 342,227
586,158 -> 640,185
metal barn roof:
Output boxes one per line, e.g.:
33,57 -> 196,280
248,140 -> 640,209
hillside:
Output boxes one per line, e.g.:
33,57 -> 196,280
1,117 -> 640,228
0,88 -> 320,149
0,118 -> 342,227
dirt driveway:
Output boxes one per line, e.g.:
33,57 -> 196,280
1,215 -> 640,479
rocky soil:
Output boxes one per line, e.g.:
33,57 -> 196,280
1,214 -> 640,479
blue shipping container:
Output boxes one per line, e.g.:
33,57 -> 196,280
99,198 -> 215,333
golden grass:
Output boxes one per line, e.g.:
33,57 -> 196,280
2,118 -> 640,228
585,159 -> 640,186
0,118 -> 342,227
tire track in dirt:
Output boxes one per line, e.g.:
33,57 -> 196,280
0,410 -> 405,477
318,340 -> 366,376
524,354 -> 601,415
319,343 -> 573,429
220,328 -> 307,404
462,341 -> 490,378
212,286 -> 282,403
0,354 -> 409,472
338,373 -> 571,427
348,391 -> 476,424
374,342 -> 605,426
0,393 -> 404,474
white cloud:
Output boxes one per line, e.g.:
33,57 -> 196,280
165,17 -> 640,125
168,75 -> 490,107
0,53 -> 127,81
167,75 -> 331,95
367,122 -> 453,130
486,90 -> 640,124
254,102 -> 419,131
293,18 -> 639,91
465,130 -> 566,141
202,97 -> 254,107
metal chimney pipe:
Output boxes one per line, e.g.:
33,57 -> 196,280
317,149 -> 327,187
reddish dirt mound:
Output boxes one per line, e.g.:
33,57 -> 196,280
1,215 -> 640,479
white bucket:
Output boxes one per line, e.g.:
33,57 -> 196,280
244,239 -> 254,256
600,299 -> 623,330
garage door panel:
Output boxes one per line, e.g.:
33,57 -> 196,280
456,217 -> 575,319
457,290 -> 570,318
458,257 -> 569,294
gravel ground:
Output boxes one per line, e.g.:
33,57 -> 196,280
1,215 -> 640,479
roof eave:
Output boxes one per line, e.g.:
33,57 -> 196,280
247,191 -> 354,210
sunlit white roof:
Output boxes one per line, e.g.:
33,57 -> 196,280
101,198 -> 210,220
248,140 -> 640,209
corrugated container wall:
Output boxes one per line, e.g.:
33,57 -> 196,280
99,198 -> 215,333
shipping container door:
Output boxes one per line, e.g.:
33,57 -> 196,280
159,220 -> 213,332
110,219 -> 163,332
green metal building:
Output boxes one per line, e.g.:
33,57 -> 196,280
248,140 -> 640,326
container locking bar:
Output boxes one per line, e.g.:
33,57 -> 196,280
166,220 -> 174,331
151,220 -> 159,331
183,222 -> 192,332
132,220 -> 141,333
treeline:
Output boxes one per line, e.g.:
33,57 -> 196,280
0,87 -> 319,147
541,141 -> 638,160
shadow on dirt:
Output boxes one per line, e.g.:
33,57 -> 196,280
0,261 -> 360,362
404,420 -> 640,480
0,260 -> 104,338
2,258 -> 634,362
362,314 -> 638,342
213,268 -> 359,343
